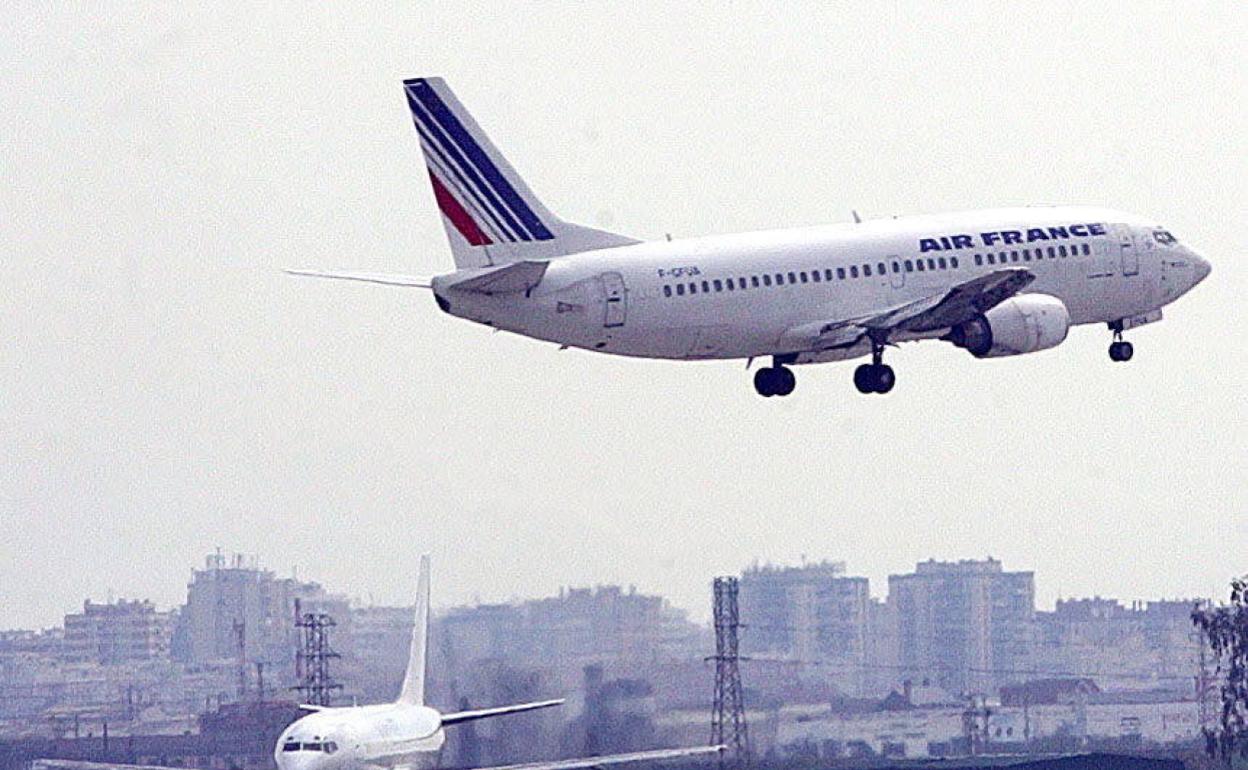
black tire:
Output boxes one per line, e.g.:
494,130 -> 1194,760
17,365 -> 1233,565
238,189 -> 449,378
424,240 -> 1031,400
874,365 -> 896,394
1119,341 -> 1134,361
754,367 -> 776,397
853,364 -> 875,394
774,366 -> 796,396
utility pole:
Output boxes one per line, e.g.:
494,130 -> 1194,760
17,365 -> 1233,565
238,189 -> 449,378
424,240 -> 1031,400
293,599 -> 343,707
708,577 -> 750,769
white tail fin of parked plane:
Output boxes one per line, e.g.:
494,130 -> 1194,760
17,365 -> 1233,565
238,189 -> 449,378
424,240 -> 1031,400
403,77 -> 638,269
396,554 -> 431,706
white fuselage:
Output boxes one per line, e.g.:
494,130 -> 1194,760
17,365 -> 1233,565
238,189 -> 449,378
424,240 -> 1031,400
431,206 -> 1209,363
276,704 -> 445,770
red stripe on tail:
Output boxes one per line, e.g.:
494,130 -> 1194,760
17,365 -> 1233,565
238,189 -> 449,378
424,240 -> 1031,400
428,168 -> 492,246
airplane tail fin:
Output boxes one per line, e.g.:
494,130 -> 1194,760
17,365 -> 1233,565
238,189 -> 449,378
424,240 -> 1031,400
396,554 -> 431,706
403,77 -> 638,270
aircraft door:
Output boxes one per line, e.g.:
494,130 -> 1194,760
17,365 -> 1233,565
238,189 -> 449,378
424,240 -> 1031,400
601,271 -> 627,328
1115,225 -> 1139,277
888,256 -> 904,288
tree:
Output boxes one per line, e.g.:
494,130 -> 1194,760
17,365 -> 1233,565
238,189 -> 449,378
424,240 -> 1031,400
1192,577 -> 1248,764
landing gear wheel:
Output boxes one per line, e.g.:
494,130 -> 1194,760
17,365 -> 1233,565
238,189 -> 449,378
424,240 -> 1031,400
854,364 -> 876,394
754,366 -> 796,397
854,364 -> 896,394
1109,340 -> 1134,362
874,365 -> 896,394
754,367 -> 777,397
774,366 -> 796,396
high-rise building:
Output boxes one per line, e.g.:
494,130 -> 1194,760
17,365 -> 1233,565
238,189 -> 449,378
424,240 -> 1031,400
738,561 -> 871,696
174,553 -> 349,687
888,558 -> 1034,695
61,599 -> 174,665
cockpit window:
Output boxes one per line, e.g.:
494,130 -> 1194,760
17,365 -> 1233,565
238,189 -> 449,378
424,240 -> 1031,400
1154,230 -> 1178,245
305,743 -> 324,752
282,742 -> 301,752
325,742 -> 338,754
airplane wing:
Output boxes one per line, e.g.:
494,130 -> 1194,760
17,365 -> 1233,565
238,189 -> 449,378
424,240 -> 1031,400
285,269 -> 432,288
441,698 -> 565,726
781,268 -> 1034,351
463,745 -> 724,770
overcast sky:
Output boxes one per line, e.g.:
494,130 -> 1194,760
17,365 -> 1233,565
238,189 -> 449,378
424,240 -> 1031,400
3,2 -> 1246,629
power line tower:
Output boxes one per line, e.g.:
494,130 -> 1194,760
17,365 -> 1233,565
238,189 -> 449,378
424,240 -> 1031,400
293,599 -> 342,707
708,576 -> 749,768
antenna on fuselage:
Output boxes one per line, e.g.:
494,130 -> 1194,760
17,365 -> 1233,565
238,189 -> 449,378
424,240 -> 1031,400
851,210 -> 862,224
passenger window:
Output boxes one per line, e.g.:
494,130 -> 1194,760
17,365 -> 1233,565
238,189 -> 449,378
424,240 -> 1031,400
713,279 -> 723,292
850,265 -> 859,278
812,270 -> 821,283
904,260 -> 913,272
775,273 -> 785,285
892,261 -> 901,273
787,271 -> 797,284
1048,247 -> 1056,258
752,276 -> 760,287
1082,244 -> 1091,255
799,271 -> 808,283
915,260 -> 925,272
762,274 -> 772,286
702,280 -> 710,292
825,269 -> 834,281
837,267 -> 846,280
975,254 -> 983,266
725,278 -> 734,290
1010,251 -> 1019,263
663,285 -> 672,297
950,257 -> 959,269
1058,245 -> 1067,257
927,258 -> 937,270
676,284 -> 685,296
863,264 -> 872,277
937,257 -> 947,269
689,282 -> 697,294
1023,250 -> 1032,261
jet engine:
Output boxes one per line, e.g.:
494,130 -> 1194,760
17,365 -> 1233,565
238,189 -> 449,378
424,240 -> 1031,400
946,294 -> 1071,358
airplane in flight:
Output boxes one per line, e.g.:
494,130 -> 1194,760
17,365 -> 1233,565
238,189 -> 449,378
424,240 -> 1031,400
290,77 -> 1211,397
272,556 -> 719,770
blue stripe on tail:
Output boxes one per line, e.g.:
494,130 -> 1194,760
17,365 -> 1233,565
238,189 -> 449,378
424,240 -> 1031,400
405,79 -> 555,242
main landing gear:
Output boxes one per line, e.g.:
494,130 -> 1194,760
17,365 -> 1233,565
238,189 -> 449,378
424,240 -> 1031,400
754,362 -> 796,398
853,338 -> 895,395
1108,322 -> 1134,363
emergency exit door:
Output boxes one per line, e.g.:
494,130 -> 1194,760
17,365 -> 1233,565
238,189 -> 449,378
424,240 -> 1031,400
601,272 -> 627,327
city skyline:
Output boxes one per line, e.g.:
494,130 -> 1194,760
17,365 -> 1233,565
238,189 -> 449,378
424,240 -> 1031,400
3,550 -> 1212,633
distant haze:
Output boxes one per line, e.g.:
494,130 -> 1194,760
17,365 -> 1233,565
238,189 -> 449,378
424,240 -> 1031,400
3,2 -> 1246,629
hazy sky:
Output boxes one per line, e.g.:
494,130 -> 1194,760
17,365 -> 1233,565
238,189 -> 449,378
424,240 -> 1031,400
3,3 -> 1246,629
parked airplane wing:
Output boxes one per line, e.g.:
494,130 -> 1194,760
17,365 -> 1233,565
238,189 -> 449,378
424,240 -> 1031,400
441,698 -> 564,726
285,269 -> 432,288
782,268 -> 1034,351
464,745 -> 724,770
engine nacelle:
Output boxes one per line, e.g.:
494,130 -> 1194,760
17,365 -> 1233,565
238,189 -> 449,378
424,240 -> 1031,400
947,294 -> 1071,358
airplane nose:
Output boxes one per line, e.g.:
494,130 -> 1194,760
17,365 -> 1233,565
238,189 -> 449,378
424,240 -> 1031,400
1193,254 -> 1212,284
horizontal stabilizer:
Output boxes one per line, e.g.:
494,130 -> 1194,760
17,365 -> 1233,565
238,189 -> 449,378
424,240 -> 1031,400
447,260 -> 548,294
462,745 -> 724,770
285,269 -> 432,288
441,698 -> 564,726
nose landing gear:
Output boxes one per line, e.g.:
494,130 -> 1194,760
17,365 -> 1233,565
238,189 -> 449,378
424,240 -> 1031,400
1108,322 -> 1134,363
